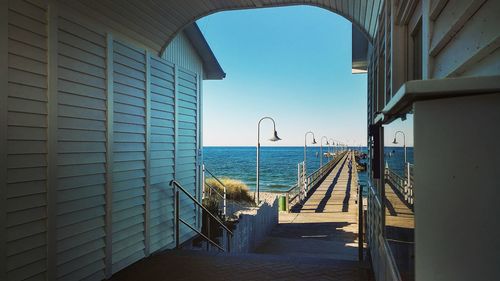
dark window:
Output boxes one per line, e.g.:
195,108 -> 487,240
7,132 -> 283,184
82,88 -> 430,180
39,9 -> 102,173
410,21 -> 422,80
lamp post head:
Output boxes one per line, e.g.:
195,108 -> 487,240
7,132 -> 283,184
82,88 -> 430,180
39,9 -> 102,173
312,138 -> 317,144
269,130 -> 281,142
392,138 -> 398,144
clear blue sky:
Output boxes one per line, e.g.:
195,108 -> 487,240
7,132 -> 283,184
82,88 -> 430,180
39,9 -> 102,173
198,6 -> 412,147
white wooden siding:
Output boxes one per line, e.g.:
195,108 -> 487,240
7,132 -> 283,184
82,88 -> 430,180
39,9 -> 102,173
55,15 -> 107,281
430,0 -> 500,78
6,1 -> 48,280
111,40 -> 147,274
2,3 -> 203,280
148,57 -> 175,252
163,32 -> 203,76
176,67 -> 199,243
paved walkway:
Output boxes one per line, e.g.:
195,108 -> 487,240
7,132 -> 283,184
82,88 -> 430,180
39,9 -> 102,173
111,152 -> 371,281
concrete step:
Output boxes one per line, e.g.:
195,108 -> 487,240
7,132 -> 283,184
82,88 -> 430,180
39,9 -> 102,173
110,248 -> 373,281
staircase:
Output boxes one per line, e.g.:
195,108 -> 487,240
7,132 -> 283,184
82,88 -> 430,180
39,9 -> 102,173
110,249 -> 372,281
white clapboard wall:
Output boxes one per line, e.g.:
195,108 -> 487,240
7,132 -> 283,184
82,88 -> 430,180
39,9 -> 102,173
148,57 -> 176,253
56,15 -> 107,281
111,40 -> 147,274
3,1 -> 202,280
6,1 -> 49,280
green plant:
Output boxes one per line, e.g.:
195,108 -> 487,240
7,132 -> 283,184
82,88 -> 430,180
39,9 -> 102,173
205,178 -> 254,204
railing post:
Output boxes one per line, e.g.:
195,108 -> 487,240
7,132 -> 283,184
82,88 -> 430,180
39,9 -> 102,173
358,183 -> 363,262
223,182 -> 227,217
206,214 -> 210,251
227,233 -> 231,253
175,189 -> 180,249
202,164 -> 205,200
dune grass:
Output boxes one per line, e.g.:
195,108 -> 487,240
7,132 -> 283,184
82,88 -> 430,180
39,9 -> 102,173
205,178 -> 254,204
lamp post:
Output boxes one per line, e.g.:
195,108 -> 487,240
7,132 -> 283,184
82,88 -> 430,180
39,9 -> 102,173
304,131 -> 317,175
320,136 -> 329,167
329,138 -> 335,157
393,130 -> 407,165
256,117 -> 281,204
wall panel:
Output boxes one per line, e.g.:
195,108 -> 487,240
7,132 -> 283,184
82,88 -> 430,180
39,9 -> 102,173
148,57 -> 176,252
55,15 -> 107,281
431,0 -> 500,78
111,40 -> 147,274
175,68 -> 199,242
5,1 -> 48,280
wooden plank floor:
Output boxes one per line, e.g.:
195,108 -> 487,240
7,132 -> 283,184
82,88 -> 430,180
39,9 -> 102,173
385,182 -> 415,230
255,152 -> 361,261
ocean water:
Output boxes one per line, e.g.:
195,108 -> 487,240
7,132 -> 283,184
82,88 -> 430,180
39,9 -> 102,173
203,146 -> 414,192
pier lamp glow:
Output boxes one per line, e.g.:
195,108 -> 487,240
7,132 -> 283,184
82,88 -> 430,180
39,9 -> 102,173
320,136 -> 329,167
303,131 -> 317,175
392,130 -> 407,164
256,117 -> 281,204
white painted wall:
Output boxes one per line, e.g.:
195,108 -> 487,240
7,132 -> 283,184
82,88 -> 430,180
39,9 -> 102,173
1,1 -> 204,280
414,93 -> 500,281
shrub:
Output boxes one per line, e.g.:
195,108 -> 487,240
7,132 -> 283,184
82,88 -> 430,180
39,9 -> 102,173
205,178 -> 254,204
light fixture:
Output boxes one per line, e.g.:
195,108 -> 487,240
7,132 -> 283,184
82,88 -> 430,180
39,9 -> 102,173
269,130 -> 281,142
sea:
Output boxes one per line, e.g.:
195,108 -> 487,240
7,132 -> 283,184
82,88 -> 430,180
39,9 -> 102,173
203,146 -> 414,194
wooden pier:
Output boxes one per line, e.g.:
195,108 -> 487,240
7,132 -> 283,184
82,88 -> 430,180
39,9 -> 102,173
256,152 -> 362,261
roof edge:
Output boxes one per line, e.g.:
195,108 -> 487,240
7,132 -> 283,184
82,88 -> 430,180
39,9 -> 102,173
183,22 -> 226,80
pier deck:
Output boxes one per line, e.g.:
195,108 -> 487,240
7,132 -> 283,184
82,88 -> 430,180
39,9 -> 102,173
255,152 -> 361,261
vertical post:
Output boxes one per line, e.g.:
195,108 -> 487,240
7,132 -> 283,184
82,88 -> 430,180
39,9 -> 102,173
175,189 -> 180,248
256,138 -> 260,204
195,72 -> 202,229
47,2 -> 58,279
144,51 -> 151,256
223,182 -> 227,217
227,233 -> 231,253
358,183 -> 364,262
173,64 -> 179,242
297,162 -> 300,190
206,215 -> 210,251
320,143 -> 323,168
104,33 -> 114,278
202,164 -> 205,200
0,1 -> 7,279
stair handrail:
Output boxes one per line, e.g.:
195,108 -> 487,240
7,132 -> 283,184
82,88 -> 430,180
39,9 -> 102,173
170,180 -> 233,252
203,166 -> 227,215
203,166 -> 249,216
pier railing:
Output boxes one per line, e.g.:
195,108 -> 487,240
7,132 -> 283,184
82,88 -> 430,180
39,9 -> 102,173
284,151 -> 348,211
385,163 -> 414,207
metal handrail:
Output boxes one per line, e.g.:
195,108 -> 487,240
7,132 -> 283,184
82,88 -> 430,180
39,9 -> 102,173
178,217 -> 225,252
204,181 -> 224,200
203,165 -> 248,216
170,180 -> 233,252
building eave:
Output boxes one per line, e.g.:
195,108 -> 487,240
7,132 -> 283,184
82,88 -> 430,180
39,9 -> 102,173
183,22 -> 226,80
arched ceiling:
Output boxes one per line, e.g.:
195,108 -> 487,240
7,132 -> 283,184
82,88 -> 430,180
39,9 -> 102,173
63,0 -> 383,55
